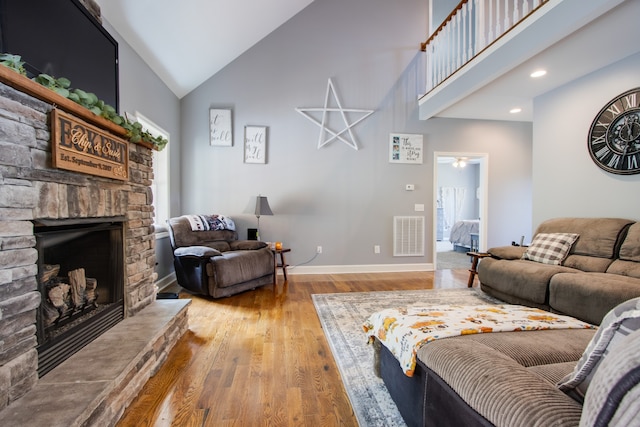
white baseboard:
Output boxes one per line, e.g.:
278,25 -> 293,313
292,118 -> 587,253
285,263 -> 434,275
156,272 -> 177,291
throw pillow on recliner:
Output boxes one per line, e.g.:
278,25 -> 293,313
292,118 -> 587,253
557,297 -> 640,403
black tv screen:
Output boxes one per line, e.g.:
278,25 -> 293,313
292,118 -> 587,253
0,0 -> 119,111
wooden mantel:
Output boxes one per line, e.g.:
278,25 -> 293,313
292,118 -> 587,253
0,65 -> 155,150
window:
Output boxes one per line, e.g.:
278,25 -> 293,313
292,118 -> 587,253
132,112 -> 170,234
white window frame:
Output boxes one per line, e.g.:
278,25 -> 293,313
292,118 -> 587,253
132,112 -> 170,237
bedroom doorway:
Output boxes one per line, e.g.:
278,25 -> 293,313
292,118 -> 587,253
433,152 -> 488,270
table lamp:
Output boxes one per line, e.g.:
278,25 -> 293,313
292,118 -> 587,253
255,195 -> 273,241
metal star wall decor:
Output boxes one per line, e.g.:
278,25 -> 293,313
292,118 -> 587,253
296,78 -> 375,150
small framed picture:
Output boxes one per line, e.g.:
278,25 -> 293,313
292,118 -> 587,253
389,133 -> 423,164
210,109 -> 233,146
244,125 -> 267,164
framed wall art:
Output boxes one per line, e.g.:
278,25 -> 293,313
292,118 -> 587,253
210,109 -> 233,146
389,133 -> 423,164
244,125 -> 267,164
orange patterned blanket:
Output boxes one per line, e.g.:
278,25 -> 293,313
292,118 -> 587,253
363,304 -> 596,377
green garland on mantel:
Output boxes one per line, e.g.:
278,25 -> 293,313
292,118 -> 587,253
0,53 -> 168,151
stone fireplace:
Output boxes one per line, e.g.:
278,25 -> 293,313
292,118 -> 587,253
34,217 -> 125,376
0,64 -> 188,424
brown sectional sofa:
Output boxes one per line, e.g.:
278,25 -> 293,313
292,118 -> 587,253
478,217 -> 640,324
377,217 -> 640,426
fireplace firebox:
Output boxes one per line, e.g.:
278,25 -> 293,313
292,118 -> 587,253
34,217 -> 126,376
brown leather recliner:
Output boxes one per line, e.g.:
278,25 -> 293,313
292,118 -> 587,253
167,215 -> 274,298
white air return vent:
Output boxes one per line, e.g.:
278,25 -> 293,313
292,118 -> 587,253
393,216 -> 425,256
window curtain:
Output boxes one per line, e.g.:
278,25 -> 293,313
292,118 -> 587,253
439,186 -> 467,234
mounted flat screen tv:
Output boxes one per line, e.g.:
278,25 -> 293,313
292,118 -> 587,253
0,0 -> 119,111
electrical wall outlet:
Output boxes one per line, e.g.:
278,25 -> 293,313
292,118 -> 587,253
374,245 -> 380,254
316,246 -> 322,254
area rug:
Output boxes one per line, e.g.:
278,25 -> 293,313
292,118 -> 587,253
312,288 -> 501,426
436,250 -> 471,270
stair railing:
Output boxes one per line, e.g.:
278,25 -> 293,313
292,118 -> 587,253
421,0 -> 549,95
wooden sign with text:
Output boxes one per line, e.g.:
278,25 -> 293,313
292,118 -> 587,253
51,109 -> 129,181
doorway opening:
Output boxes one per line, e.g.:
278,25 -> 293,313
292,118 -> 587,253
433,152 -> 488,270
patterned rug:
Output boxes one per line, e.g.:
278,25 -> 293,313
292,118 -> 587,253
312,288 -> 501,426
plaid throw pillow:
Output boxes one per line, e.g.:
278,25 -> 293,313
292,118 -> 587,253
521,232 -> 579,265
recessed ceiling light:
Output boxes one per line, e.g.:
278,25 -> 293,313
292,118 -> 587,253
510,108 -> 522,114
530,69 -> 547,78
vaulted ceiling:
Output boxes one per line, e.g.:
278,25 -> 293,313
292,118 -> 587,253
96,0 -> 639,122
95,0 -> 315,99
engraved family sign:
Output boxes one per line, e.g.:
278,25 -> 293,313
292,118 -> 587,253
51,109 -> 129,181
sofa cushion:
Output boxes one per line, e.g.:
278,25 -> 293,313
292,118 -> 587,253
487,245 -> 526,260
549,274 -> 640,325
204,241 -> 231,252
619,222 -> 640,262
229,240 -> 268,251
418,329 -> 595,368
527,361 -> 579,385
557,297 -> 640,403
522,233 -> 579,265
206,247 -> 274,289
478,257 -> 576,305
579,328 -> 640,427
606,259 -> 640,279
168,216 -> 237,248
418,333 -> 585,427
563,254 -> 614,273
534,218 -> 634,259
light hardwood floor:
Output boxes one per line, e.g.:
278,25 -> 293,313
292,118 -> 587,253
116,270 -> 471,427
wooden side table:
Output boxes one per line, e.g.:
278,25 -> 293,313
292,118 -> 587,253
466,251 -> 490,287
272,248 -> 291,283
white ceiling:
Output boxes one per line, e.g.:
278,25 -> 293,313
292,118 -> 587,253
95,0 -> 639,120
421,0 -> 640,122
95,0 -> 315,99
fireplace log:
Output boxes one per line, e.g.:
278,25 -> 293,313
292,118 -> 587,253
42,299 -> 60,326
69,268 -> 87,308
85,277 -> 98,304
41,264 -> 60,283
48,282 -> 70,311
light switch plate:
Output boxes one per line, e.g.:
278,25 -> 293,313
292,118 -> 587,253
414,204 -> 425,211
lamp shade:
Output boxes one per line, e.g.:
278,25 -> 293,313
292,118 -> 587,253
255,196 -> 273,217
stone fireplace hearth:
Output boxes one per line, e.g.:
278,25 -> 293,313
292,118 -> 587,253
0,64 -> 189,424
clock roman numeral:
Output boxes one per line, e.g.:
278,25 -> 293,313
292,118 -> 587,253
590,133 -> 606,145
607,154 -> 621,168
594,120 -> 609,130
623,93 -> 638,110
595,146 -> 610,159
606,103 -> 622,117
628,154 -> 639,170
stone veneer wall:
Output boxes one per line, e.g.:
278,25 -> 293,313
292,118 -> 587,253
0,80 -> 158,410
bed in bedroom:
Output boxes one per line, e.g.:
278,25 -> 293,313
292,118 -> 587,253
449,219 -> 479,252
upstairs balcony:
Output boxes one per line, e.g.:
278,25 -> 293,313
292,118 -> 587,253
418,0 -> 637,121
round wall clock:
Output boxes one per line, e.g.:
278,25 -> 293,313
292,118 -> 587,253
588,87 -> 640,175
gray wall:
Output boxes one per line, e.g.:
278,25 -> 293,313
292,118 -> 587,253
533,52 -> 640,228
180,0 -> 533,270
101,20 -> 182,281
